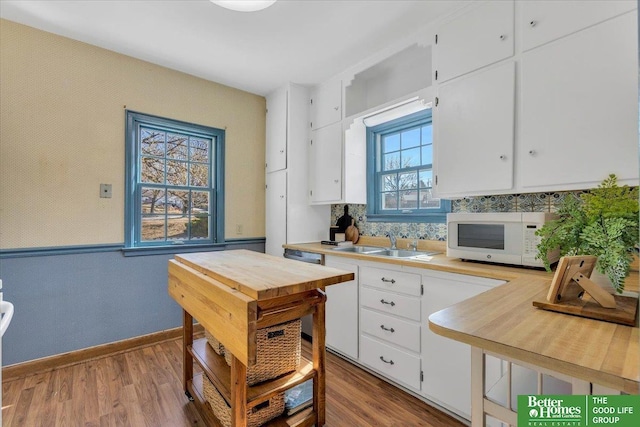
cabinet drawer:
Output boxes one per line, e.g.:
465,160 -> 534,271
360,335 -> 421,390
359,266 -> 421,296
360,287 -> 420,322
361,308 -> 420,353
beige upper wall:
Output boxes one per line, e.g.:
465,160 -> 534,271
0,19 -> 266,249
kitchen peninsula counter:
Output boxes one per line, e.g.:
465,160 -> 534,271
284,240 -> 639,395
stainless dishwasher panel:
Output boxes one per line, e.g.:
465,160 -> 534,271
283,248 -> 322,264
282,249 -> 322,336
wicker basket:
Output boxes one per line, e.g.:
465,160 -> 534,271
205,330 -> 225,356
223,319 -> 301,385
203,373 -> 284,427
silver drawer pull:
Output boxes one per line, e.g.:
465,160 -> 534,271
379,356 -> 394,365
380,299 -> 395,307
380,325 -> 395,333
381,277 -> 396,284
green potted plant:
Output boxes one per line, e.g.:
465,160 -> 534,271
536,174 -> 639,294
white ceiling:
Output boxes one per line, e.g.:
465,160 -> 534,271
0,0 -> 467,96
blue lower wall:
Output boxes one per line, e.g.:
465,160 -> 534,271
0,242 -> 264,365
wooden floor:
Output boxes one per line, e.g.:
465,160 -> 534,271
2,337 -> 465,427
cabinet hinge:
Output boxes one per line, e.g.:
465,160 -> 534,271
435,70 -> 438,81
435,175 -> 438,185
265,162 -> 268,168
265,184 -> 268,189
310,122 -> 313,129
265,108 -> 268,114
310,139 -> 313,145
310,98 -> 313,105
421,284 -> 424,295
421,371 -> 424,382
310,190 -> 313,196
435,97 -> 439,107
435,34 -> 438,45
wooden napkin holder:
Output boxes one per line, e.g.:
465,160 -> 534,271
532,256 -> 639,326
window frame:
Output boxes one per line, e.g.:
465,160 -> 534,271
124,111 -> 225,250
366,109 -> 450,223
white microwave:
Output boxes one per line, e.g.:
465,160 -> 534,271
447,212 -> 559,268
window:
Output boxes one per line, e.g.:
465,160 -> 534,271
366,109 -> 449,222
125,111 -> 224,249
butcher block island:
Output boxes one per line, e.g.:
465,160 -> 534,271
168,249 -> 354,427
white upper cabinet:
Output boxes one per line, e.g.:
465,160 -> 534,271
265,84 -> 329,255
521,0 -> 636,51
265,169 -> 287,256
434,61 -> 515,197
434,0 -> 514,83
265,87 -> 287,173
309,122 -> 343,204
519,11 -> 639,190
310,77 -> 342,130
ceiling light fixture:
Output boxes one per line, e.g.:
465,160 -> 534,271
210,0 -> 277,12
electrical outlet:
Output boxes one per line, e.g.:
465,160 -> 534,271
100,184 -> 112,198
236,224 -> 243,235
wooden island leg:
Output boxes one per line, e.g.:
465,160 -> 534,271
312,292 -> 327,426
230,355 -> 248,427
183,310 -> 194,395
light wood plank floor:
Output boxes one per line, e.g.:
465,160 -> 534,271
2,337 -> 465,427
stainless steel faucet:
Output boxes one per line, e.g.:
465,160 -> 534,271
408,239 -> 418,251
386,232 -> 397,250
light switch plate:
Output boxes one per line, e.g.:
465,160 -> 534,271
100,184 -> 112,198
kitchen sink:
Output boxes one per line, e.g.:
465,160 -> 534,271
373,249 -> 441,258
332,246 -> 440,258
332,246 -> 385,254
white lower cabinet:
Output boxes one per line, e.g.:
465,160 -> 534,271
325,257 -> 507,422
420,269 -> 506,421
359,264 -> 423,392
324,256 -> 359,360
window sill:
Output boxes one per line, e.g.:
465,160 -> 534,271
366,213 -> 448,223
121,238 -> 265,257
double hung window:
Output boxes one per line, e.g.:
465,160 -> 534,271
367,109 -> 449,222
125,111 -> 224,249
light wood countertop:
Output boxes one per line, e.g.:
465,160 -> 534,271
175,249 -> 354,300
283,239 -> 639,394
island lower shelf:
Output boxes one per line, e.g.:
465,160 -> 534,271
188,338 -> 317,409
187,372 -> 317,427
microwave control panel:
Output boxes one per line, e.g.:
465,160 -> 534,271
523,224 -> 541,256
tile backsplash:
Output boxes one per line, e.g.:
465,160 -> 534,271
331,190 -> 587,241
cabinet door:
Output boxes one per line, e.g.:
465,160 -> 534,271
324,257 -> 358,359
435,0 -> 514,83
421,277 -> 497,419
519,12 -> 638,190
309,122 -> 342,204
266,87 -> 287,173
521,0 -> 636,51
265,170 -> 286,256
434,62 -> 515,197
310,78 -> 342,130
